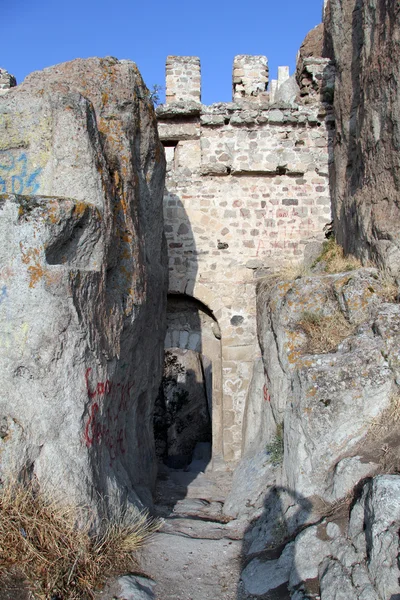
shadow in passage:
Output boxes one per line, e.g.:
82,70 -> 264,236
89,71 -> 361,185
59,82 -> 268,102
153,355 -> 213,517
237,486 -> 313,600
152,186 -> 222,517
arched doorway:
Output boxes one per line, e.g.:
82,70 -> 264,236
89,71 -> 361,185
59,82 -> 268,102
154,294 -> 222,469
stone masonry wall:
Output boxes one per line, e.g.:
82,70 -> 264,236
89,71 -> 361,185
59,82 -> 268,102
157,55 -> 333,462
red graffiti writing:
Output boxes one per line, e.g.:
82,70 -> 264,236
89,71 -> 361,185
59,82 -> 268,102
83,368 -> 134,461
263,384 -> 271,402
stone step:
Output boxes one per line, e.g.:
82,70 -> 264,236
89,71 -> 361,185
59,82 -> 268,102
159,516 -> 245,540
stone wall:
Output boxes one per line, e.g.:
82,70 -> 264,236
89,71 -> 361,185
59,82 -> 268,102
157,55 -> 333,462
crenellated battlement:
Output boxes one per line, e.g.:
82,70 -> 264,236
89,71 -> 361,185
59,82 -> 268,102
165,56 -> 201,104
232,55 -> 269,101
164,55 -> 301,105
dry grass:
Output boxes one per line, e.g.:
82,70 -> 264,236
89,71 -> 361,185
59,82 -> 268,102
367,394 -> 400,442
313,238 -> 362,274
316,491 -> 353,521
277,262 -> 311,281
377,270 -> 399,303
297,310 -> 353,354
0,480 -> 160,600
357,393 -> 400,474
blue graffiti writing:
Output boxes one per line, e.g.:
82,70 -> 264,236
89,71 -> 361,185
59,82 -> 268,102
0,152 -> 42,195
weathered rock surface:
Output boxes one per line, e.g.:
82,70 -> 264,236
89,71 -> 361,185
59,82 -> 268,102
295,22 -> 335,104
274,75 -> 300,105
0,68 -> 16,93
257,268 -> 398,504
240,475 -> 400,599
241,357 -> 276,457
97,575 -> 156,600
325,0 -> 400,275
0,58 -> 167,517
235,263 -> 400,597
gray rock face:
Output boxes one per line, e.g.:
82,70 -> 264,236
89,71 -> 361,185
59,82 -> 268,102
363,476 -> 400,597
318,475 -> 400,599
257,268 -> 398,504
241,357 -> 276,457
325,0 -> 400,275
0,67 -> 16,92
223,449 -> 276,519
97,575 -> 155,600
238,475 -> 400,599
241,542 -> 294,596
0,58 -> 167,518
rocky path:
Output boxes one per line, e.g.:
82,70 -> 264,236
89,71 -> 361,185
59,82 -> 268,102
138,456 -> 246,600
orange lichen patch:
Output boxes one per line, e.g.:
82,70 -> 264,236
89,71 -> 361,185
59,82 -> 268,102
285,331 -> 303,365
73,202 -> 87,219
307,387 -> 318,397
113,170 -> 121,188
45,200 -> 61,225
20,245 -> 40,266
19,244 -> 57,289
333,275 -> 352,289
27,264 -> 46,288
101,92 -> 109,105
120,230 -> 133,243
297,358 -> 314,369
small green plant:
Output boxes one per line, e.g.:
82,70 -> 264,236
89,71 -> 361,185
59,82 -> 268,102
266,423 -> 284,466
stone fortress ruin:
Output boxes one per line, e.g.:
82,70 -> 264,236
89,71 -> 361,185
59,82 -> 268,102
3,1 -> 400,596
156,52 -> 334,464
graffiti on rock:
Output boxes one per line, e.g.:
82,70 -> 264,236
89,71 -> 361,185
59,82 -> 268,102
0,152 -> 42,195
83,367 -> 134,461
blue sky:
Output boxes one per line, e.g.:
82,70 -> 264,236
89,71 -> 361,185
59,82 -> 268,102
2,0 -> 323,105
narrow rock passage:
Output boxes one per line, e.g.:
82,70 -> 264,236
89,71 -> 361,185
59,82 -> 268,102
138,458 -> 245,600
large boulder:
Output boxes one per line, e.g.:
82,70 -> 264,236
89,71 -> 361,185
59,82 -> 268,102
257,268 -> 399,504
0,58 -> 167,517
325,0 -> 400,275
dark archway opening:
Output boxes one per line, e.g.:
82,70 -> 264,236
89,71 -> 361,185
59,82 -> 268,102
153,294 -> 221,471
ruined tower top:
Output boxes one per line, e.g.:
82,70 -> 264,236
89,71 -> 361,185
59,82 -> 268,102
232,55 -> 269,101
165,56 -> 201,104
164,55 -> 276,105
